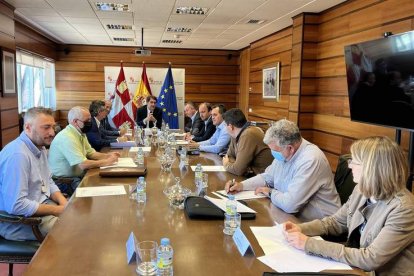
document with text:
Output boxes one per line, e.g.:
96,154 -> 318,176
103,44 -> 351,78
215,190 -> 267,200
204,195 -> 257,213
100,158 -> 137,169
76,185 -> 126,197
251,225 -> 352,272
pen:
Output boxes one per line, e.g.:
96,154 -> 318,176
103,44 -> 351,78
228,178 -> 235,192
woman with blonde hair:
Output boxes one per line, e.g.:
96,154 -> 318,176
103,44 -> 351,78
283,136 -> 414,275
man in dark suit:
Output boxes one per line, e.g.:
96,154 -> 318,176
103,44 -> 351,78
136,95 -> 163,129
185,102 -> 215,142
101,100 -> 127,137
86,100 -> 127,151
184,101 -> 204,135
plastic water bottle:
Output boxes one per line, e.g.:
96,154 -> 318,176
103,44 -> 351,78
226,194 -> 237,215
165,123 -> 170,135
157,238 -> 173,276
180,147 -> 187,164
136,147 -> 145,167
194,163 -> 203,186
136,177 -> 146,203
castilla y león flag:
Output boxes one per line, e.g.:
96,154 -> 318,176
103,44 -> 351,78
109,63 -> 135,128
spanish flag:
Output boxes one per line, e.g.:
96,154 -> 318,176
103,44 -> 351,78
132,63 -> 152,117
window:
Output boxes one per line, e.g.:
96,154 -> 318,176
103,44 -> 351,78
16,51 -> 56,113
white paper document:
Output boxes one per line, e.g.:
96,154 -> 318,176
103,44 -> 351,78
76,185 -> 126,197
251,225 -> 352,272
100,158 -> 137,169
191,165 -> 226,172
129,147 -> 152,153
204,195 -> 257,213
175,140 -> 189,145
173,133 -> 186,137
215,190 -> 267,200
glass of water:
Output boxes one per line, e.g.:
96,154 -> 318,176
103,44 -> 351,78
223,213 -> 241,236
135,241 -> 158,275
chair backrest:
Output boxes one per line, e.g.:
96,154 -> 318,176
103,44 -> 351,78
334,154 -> 357,204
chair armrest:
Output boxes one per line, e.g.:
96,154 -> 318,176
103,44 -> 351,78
0,211 -> 41,226
0,211 -> 44,242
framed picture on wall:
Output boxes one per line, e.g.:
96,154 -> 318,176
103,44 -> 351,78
1,48 -> 16,95
262,63 -> 280,101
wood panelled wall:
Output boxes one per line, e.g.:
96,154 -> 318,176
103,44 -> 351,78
55,45 -> 239,123
243,0 -> 414,171
0,1 -> 18,148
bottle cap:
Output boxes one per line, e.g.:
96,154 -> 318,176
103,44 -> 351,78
228,195 -> 235,200
160,238 -> 170,246
139,176 -> 145,180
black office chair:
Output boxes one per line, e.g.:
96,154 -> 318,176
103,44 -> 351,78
334,154 -> 357,204
0,211 -> 44,276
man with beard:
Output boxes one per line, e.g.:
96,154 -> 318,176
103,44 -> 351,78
0,107 -> 67,241
48,106 -> 119,195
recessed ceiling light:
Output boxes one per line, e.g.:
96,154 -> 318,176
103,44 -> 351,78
175,6 -> 208,15
162,39 -> 182,44
113,37 -> 134,41
106,24 -> 133,30
95,2 -> 130,12
246,19 -> 266,24
167,27 -> 192,33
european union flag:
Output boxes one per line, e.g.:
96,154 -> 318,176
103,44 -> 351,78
157,65 -> 179,129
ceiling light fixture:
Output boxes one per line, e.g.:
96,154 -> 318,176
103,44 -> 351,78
106,24 -> 133,30
162,39 -> 182,44
246,19 -> 266,24
175,6 -> 208,15
95,2 -> 130,12
113,37 -> 134,41
167,27 -> 192,33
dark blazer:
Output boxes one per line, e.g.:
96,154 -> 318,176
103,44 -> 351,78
100,117 -> 120,137
86,118 -> 117,151
185,112 -> 204,136
192,117 -> 216,142
136,105 -> 163,129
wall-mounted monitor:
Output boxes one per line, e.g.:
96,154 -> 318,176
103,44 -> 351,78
344,30 -> 414,130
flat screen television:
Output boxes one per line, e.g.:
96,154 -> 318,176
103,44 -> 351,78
344,30 -> 414,131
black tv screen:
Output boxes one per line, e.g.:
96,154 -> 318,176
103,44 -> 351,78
344,31 -> 414,130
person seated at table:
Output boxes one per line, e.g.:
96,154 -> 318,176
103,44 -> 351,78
0,107 -> 67,241
185,102 -> 215,142
225,119 -> 340,221
184,101 -> 204,136
48,106 -> 120,196
101,100 -> 127,137
136,95 -> 162,129
86,100 -> 127,151
283,136 -> 414,275
222,108 -> 273,176
188,104 -> 230,154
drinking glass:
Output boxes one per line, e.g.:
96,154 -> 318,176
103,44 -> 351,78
135,241 -> 157,275
223,213 -> 241,236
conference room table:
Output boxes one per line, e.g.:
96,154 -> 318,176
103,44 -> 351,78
25,146 -> 364,276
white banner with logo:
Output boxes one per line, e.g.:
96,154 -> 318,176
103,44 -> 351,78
104,66 -> 185,128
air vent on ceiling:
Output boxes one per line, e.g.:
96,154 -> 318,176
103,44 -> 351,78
167,27 -> 192,33
176,6 -> 208,15
246,19 -> 266,24
162,40 -> 182,44
106,24 -> 132,30
113,37 -> 134,42
95,2 -> 130,11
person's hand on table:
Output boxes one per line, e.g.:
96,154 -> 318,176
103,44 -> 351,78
225,180 -> 243,194
187,141 -> 199,149
255,186 -> 271,196
119,128 -> 127,136
117,136 -> 128,142
283,221 -> 308,250
222,154 -> 229,167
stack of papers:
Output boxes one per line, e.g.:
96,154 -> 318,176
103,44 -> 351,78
251,225 -> 352,272
204,195 -> 256,213
190,165 -> 226,172
76,185 -> 126,197
100,158 -> 137,169
214,190 -> 267,200
110,141 -> 136,148
129,147 -> 152,153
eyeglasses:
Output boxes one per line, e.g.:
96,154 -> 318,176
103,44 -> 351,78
77,119 -> 91,124
347,159 -> 361,167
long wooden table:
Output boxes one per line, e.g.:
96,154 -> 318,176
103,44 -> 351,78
25,148 -> 364,275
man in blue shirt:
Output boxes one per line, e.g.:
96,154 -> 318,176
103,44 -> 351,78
189,104 -> 230,154
0,107 -> 67,241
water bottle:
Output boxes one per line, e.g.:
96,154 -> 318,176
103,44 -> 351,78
157,238 -> 173,276
165,123 -> 170,135
134,126 -> 143,146
136,147 -> 145,167
194,163 -> 203,187
226,194 -> 237,215
180,147 -> 187,164
136,177 -> 146,203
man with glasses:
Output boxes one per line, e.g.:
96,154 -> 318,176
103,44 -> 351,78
0,107 -> 67,241
48,106 -> 119,195
100,100 -> 127,137
225,119 -> 340,221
